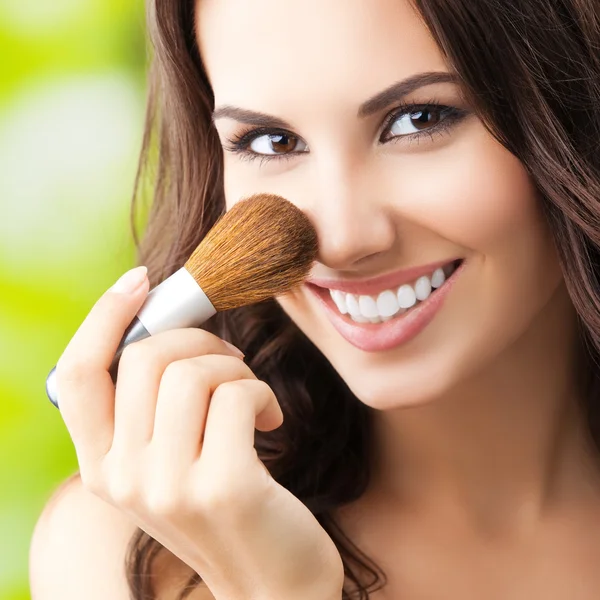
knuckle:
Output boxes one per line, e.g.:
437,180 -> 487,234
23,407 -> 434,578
162,358 -> 206,385
106,475 -> 139,508
197,486 -> 236,514
214,379 -> 245,397
198,353 -> 237,367
118,341 -> 156,369
213,378 -> 265,402
248,379 -> 274,397
145,488 -> 180,516
55,356 -> 89,386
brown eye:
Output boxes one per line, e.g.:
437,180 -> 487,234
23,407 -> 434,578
249,132 -> 308,155
270,134 -> 297,152
386,105 -> 448,139
409,109 -> 440,130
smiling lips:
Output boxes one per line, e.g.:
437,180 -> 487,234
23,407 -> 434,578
305,258 -> 465,352
307,259 -> 461,322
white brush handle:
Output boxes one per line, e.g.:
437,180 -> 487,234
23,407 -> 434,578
46,267 -> 217,409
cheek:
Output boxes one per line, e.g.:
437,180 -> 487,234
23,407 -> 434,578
394,122 -> 547,254
221,153 -> 298,210
394,123 -> 563,326
222,152 -> 316,211
223,168 -> 249,211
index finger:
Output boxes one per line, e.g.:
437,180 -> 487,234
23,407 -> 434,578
55,266 -> 150,459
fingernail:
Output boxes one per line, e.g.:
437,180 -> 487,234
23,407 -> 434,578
110,266 -> 148,294
224,340 -> 245,358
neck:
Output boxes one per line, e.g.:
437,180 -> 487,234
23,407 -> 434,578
368,283 -> 600,534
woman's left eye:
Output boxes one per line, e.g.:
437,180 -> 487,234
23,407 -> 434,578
381,104 -> 464,142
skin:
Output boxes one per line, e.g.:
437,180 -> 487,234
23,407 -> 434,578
197,0 -> 600,596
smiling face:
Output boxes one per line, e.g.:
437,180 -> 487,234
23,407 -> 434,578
196,0 -> 566,410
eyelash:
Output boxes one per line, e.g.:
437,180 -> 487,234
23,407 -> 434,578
223,100 -> 468,165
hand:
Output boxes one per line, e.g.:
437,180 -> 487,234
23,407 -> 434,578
55,266 -> 344,600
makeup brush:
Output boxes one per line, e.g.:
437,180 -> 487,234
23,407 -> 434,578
46,193 -> 318,409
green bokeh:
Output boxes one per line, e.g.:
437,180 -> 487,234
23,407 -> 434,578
0,1 -> 147,597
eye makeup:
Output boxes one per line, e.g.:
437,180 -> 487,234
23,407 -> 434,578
222,98 -> 470,164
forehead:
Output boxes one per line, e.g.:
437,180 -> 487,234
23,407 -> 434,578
195,0 -> 449,111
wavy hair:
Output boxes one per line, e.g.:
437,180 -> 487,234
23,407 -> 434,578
124,0 -> 600,598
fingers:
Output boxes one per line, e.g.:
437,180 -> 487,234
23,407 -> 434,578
200,378 -> 283,474
149,354 -> 255,471
55,266 -> 150,463
55,265 -> 283,522
112,330 -> 245,451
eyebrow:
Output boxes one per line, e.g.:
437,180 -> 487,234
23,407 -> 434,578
358,71 -> 457,117
212,106 -> 292,129
212,70 -> 458,128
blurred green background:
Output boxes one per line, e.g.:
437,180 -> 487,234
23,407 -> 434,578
0,1 -> 147,597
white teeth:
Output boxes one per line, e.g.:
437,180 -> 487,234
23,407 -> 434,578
431,267 -> 445,288
397,284 -> 417,309
345,293 -> 361,317
326,261 -> 459,323
329,289 -> 348,314
358,295 -> 379,318
376,290 -> 399,317
414,276 -> 432,301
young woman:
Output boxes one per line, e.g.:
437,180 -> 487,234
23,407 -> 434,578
30,0 -> 600,598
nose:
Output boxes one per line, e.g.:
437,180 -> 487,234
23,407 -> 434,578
305,156 -> 396,271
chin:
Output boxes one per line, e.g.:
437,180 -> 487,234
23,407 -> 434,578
277,291 -> 468,412
323,346 -> 466,412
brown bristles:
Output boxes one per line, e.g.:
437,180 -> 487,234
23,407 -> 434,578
184,194 -> 319,311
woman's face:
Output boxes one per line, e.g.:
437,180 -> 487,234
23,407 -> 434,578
196,0 -> 564,409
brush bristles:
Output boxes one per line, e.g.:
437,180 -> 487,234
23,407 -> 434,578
184,194 -> 319,311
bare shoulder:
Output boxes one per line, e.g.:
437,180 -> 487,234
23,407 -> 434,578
29,472 -> 215,600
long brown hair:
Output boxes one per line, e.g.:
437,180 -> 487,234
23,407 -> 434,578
124,0 -> 600,598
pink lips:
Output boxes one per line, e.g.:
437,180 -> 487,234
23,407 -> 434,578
306,258 -> 462,296
306,259 -> 466,352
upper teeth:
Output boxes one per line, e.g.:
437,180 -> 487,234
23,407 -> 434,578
329,266 -> 450,323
